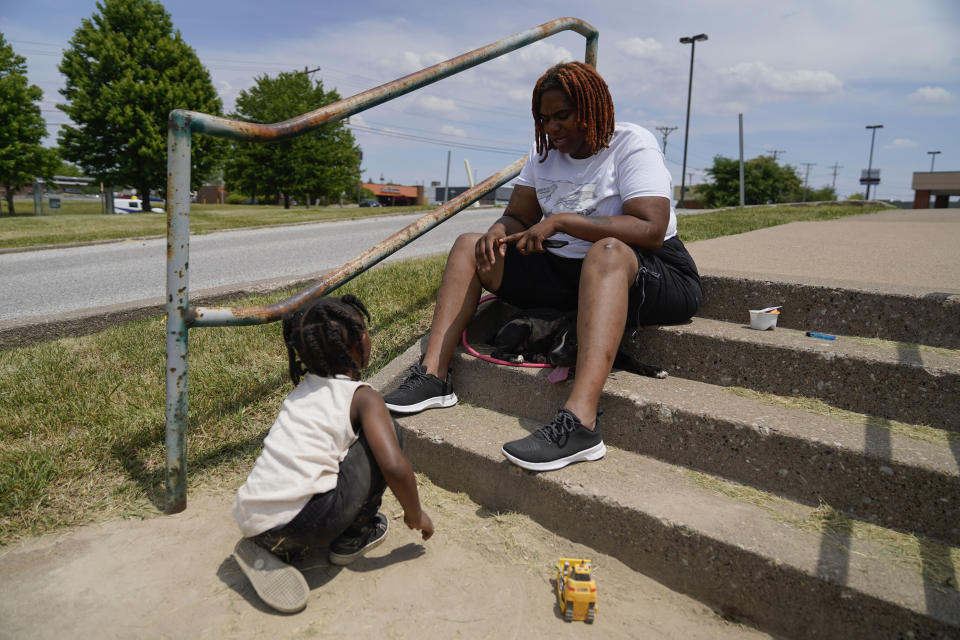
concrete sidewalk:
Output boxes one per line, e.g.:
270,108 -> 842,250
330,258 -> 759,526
686,208 -> 960,295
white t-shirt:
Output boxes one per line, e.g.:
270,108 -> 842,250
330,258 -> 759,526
232,374 -> 370,538
515,122 -> 677,259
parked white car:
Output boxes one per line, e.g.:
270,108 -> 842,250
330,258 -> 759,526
114,197 -> 164,213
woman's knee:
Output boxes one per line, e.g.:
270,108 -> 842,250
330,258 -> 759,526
583,238 -> 637,276
452,232 -> 482,254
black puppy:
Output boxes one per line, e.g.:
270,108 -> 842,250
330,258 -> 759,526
489,309 -> 667,378
490,308 -> 576,365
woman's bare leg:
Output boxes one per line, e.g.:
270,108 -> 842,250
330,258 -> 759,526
563,239 -> 638,429
421,233 -> 504,380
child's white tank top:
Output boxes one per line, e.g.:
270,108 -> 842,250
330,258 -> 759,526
233,374 -> 370,538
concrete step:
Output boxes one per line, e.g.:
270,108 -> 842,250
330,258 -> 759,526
627,316 -> 960,432
696,273 -> 960,350
389,400 -> 960,640
429,349 -> 960,547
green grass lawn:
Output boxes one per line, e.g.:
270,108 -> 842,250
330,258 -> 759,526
0,202 -> 889,544
676,203 -> 888,242
0,255 -> 446,544
0,200 -> 430,249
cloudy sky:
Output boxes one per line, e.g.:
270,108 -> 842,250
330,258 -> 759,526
3,0 -> 958,202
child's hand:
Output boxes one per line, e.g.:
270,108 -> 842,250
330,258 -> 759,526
405,510 -> 434,541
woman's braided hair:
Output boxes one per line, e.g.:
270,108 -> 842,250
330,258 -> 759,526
282,294 -> 371,384
532,61 -> 615,162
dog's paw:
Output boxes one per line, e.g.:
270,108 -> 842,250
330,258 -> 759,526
492,350 -> 525,364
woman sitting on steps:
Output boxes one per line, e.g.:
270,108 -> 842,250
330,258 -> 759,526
383,61 -> 701,472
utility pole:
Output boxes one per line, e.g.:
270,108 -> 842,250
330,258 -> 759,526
655,126 -> 678,154
928,150 -> 941,171
828,162 -> 843,191
738,113 -> 745,208
443,150 -> 451,202
770,149 -> 785,162
864,124 -> 883,200
800,162 -> 815,202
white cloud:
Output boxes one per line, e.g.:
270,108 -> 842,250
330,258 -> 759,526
440,124 -> 466,137
417,95 -> 459,113
717,62 -> 842,95
884,138 -> 918,150
216,80 -> 234,103
907,86 -> 954,105
514,41 -> 574,68
616,38 -> 665,61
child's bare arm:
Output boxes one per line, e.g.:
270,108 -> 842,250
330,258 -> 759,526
350,386 -> 433,540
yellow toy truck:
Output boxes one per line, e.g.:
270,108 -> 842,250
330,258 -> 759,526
556,558 -> 597,623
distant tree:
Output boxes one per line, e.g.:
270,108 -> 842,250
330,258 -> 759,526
224,71 -> 361,209
57,0 -> 223,211
846,192 -> 865,200
56,159 -> 83,177
805,185 -> 837,202
0,34 -> 59,215
700,155 -> 803,208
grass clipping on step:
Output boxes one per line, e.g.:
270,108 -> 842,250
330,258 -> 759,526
684,470 -> 960,593
846,336 -> 960,361
726,387 -> 959,448
0,255 -> 446,545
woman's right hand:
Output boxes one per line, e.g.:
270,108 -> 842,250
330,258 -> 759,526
475,227 -> 507,273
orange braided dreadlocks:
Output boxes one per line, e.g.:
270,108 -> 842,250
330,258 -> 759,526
532,61 -> 615,162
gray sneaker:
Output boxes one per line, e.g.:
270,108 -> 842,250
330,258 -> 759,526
501,408 -> 606,471
383,364 -> 457,414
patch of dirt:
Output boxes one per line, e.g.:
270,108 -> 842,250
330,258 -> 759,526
0,476 -> 772,639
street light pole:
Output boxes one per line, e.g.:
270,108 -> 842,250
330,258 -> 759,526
864,124 -> 883,200
928,150 -> 941,172
678,33 -> 707,209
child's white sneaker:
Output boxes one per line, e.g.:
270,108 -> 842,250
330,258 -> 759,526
233,538 -> 309,613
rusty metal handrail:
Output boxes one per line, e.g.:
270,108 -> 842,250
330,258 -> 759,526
164,17 -> 599,513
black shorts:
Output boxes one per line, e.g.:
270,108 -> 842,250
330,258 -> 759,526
493,236 -> 701,327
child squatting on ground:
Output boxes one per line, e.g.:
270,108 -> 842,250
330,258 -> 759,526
231,295 -> 434,613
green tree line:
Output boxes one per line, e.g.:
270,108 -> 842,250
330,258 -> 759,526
1,0 -> 361,215
698,155 -> 837,208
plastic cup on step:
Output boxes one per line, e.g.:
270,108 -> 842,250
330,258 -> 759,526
749,307 -> 780,330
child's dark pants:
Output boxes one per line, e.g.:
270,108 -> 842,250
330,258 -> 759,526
251,419 -> 402,558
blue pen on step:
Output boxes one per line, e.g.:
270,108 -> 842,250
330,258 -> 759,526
806,331 -> 836,341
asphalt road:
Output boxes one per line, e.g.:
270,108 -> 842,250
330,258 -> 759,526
0,208 -> 503,322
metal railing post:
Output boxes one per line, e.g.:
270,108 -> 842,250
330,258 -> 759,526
163,17 -> 599,512
165,111 -> 193,513
584,32 -> 599,69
